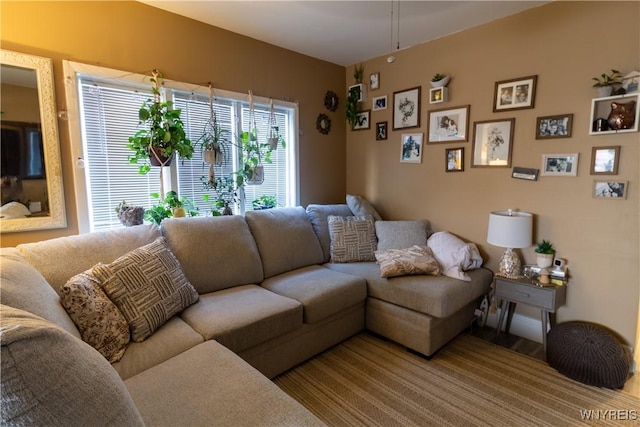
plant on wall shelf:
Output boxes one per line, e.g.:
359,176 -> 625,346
430,73 -> 450,88
345,86 -> 360,130
353,64 -> 364,84
592,69 -> 622,87
127,70 -> 194,175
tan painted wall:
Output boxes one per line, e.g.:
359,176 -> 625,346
347,1 -> 639,346
0,0 -> 346,246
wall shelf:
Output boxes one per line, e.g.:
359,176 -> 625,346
589,93 -> 639,135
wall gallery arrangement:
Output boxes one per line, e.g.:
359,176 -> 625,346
347,65 -> 638,200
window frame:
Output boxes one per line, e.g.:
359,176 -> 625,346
63,61 -> 299,233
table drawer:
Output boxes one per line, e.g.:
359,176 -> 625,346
495,281 -> 554,310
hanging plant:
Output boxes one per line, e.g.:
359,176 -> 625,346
266,99 -> 286,150
197,84 -> 229,186
127,70 -> 194,175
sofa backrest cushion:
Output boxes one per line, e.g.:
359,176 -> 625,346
346,194 -> 383,220
0,250 -> 80,339
161,216 -> 264,293
17,224 -> 161,294
306,204 -> 354,263
375,220 -> 432,251
245,207 -> 324,278
0,305 -> 144,426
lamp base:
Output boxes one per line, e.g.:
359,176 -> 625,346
496,247 -> 522,278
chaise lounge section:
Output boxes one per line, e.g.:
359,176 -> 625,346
1,204 -> 493,425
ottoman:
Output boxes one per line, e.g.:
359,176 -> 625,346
546,321 -> 631,389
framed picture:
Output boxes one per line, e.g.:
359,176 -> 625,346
429,87 -> 448,104
593,180 -> 628,199
427,105 -> 470,143
471,118 -> 515,168
590,145 -> 620,175
446,147 -> 464,172
493,75 -> 537,112
400,133 -> 423,163
535,114 -> 573,139
393,86 -> 421,130
370,72 -> 380,90
541,153 -> 579,176
353,110 -> 370,130
376,121 -> 388,140
372,95 -> 387,111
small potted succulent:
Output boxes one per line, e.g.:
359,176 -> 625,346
535,240 -> 555,268
430,73 -> 450,88
592,69 -> 622,97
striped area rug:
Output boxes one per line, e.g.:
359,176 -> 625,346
274,333 -> 639,426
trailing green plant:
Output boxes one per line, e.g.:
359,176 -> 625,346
534,240 -> 555,254
127,70 -> 194,174
235,129 -> 277,186
345,86 -> 360,130
252,195 -> 277,210
143,191 -> 198,225
202,175 -> 238,216
267,126 -> 286,150
592,69 -> 622,87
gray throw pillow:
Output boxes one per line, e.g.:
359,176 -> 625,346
375,220 -> 431,251
346,194 -> 383,221
93,237 -> 199,342
328,215 -> 377,263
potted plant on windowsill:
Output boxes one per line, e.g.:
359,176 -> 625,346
593,69 -> 622,97
127,70 -> 194,175
252,195 -> 277,210
144,191 -> 198,225
202,175 -> 238,216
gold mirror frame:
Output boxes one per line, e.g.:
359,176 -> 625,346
1,50 -> 66,232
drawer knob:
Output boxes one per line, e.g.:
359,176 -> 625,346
515,291 -> 530,297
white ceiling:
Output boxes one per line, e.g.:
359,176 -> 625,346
138,1 -> 548,66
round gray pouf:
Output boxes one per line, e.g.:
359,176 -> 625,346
547,322 -> 630,389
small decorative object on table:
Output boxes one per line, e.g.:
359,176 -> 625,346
535,239 -> 555,284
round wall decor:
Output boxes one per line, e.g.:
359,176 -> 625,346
324,91 -> 339,112
316,114 -> 331,135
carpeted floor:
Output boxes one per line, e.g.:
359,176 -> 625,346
274,333 -> 640,426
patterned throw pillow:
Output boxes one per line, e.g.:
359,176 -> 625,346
93,237 -> 199,342
60,270 -> 130,363
328,215 -> 377,263
374,245 -> 441,278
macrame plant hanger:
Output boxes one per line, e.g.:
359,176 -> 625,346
147,69 -> 170,201
205,83 -> 217,185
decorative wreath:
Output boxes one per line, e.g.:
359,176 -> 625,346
316,114 -> 331,135
324,91 -> 339,112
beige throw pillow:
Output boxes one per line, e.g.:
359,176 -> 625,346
328,215 -> 377,263
60,270 -> 130,363
375,245 -> 441,278
93,237 -> 199,342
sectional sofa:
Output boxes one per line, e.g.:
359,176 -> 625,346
1,203 -> 493,426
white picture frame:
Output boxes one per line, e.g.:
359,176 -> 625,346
541,153 -> 579,176
427,105 -> 470,143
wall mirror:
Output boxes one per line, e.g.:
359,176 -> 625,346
1,49 -> 66,232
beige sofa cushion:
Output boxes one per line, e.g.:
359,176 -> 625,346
306,204 -> 354,263
325,262 -> 493,318
93,237 -> 199,342
262,265 -> 367,323
245,207 -> 323,278
0,251 -> 80,338
113,316 -> 204,380
161,216 -> 264,293
180,285 -> 303,353
17,223 -> 161,294
60,270 -> 130,363
125,340 -> 324,427
0,305 -> 144,426
375,220 -> 431,251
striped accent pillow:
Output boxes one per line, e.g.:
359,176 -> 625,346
328,215 -> 377,263
93,237 -> 199,342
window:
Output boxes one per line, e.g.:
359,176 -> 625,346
64,61 -> 298,232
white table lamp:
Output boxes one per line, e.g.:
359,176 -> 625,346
487,209 -> 533,278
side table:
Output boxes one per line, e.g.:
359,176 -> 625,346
494,276 -> 567,357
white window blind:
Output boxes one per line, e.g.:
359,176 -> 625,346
77,81 -> 161,231
71,64 -> 297,231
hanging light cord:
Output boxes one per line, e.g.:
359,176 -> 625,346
390,1 -> 394,53
396,0 -> 401,50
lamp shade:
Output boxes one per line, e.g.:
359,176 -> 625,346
487,210 -> 533,249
